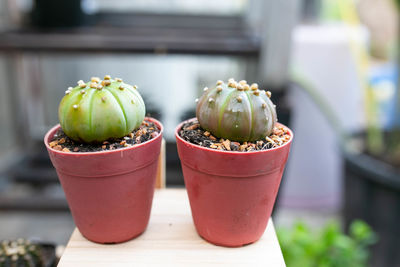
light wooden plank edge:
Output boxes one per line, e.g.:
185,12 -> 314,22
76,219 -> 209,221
155,138 -> 166,189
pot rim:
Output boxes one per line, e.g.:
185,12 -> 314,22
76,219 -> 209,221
175,117 -> 293,155
44,116 -> 163,156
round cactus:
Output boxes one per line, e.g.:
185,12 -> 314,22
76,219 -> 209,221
196,79 -> 277,142
59,75 -> 145,143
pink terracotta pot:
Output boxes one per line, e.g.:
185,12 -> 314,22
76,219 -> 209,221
44,117 -> 163,244
176,118 -> 293,247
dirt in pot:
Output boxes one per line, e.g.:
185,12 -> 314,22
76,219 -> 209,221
49,120 -> 160,152
179,119 -> 290,152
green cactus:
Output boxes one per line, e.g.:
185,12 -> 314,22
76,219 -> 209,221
196,79 -> 277,142
0,239 -> 44,267
59,75 -> 145,143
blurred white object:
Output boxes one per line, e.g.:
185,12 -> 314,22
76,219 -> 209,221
279,24 -> 368,209
94,0 -> 246,15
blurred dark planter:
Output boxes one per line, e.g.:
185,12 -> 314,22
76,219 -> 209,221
31,0 -> 86,27
40,242 -> 57,267
343,146 -> 400,267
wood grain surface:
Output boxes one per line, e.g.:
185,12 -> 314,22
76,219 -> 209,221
58,189 -> 286,267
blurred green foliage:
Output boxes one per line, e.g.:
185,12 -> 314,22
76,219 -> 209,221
395,0 -> 400,11
277,220 -> 377,267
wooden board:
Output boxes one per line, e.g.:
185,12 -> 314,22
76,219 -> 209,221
155,138 -> 166,189
58,189 -> 286,267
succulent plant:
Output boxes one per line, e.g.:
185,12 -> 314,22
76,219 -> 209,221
59,75 -> 145,143
196,79 -> 277,142
0,239 -> 44,267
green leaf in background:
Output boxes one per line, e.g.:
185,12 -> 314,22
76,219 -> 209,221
394,0 -> 400,11
321,0 -> 354,22
277,220 -> 377,267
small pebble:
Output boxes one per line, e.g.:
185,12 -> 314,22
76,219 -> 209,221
222,140 -> 231,151
186,124 -> 199,131
49,141 -> 58,148
135,129 -> 142,137
231,142 -> 240,150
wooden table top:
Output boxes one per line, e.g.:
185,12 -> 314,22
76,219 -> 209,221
58,189 -> 286,267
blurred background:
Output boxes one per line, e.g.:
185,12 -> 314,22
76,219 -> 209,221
0,0 -> 399,266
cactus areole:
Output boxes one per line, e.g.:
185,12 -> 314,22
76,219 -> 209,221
58,76 -> 145,143
196,79 -> 277,142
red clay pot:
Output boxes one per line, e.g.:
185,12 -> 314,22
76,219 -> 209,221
176,118 -> 293,247
44,117 -> 163,244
